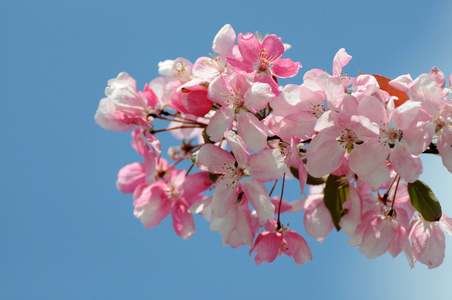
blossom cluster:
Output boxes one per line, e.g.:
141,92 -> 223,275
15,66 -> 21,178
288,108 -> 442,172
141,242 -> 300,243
95,24 -> 452,269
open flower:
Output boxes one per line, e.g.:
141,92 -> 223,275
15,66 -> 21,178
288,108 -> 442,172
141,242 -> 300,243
410,214 -> 452,269
226,32 -> 301,95
196,130 -> 286,221
250,220 -> 312,265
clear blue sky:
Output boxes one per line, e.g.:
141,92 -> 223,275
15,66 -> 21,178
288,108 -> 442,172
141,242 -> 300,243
2,1 -> 452,299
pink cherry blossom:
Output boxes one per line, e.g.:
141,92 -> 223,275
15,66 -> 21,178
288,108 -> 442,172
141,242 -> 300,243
209,191 -> 260,248
268,84 -> 325,142
192,24 -> 236,79
133,170 -> 211,239
95,25 -> 452,269
410,214 -> 452,269
116,162 -> 146,194
196,130 -> 286,221
95,72 -> 159,131
250,220 -> 312,265
226,32 -> 301,95
149,57 -> 194,107
306,95 -> 380,178
298,185 -> 334,242
170,78 -> 213,117
206,72 -> 273,151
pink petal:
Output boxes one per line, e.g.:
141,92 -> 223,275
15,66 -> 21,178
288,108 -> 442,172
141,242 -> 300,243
429,66 -> 446,88
145,131 -> 161,161
411,221 -> 446,269
400,121 -> 434,155
207,75 -> 232,105
184,89 -> 212,117
392,101 -> 422,129
211,177 -> 240,218
143,146 -> 157,185
357,95 -> 389,124
297,162 -> 308,194
196,144 -> 235,173
229,71 -> 252,94
116,162 -> 145,193
192,56 -> 218,78
250,232 -> 281,265
350,141 -> 389,175
339,184 -> 363,236
352,76 -> 380,100
390,142 -> 423,183
248,149 -> 287,182
206,106 -> 234,142
303,198 -> 334,242
395,225 -> 415,268
226,57 -> 255,76
271,197 -> 293,214
261,34 -> 284,61
271,58 -> 302,78
410,74 -> 444,115
283,231 -> 313,265
315,73 -> 345,109
133,183 -> 172,229
306,133 -> 345,178
212,24 -> 236,59
142,83 -> 159,108
348,210 -> 379,247
254,73 -> 280,96
437,132 -> 452,172
439,214 -> 452,236
172,202 -> 195,240
237,111 -> 267,153
95,98 -> 135,132
349,141 -> 390,189
237,32 -> 260,62
349,115 -> 380,138
332,48 -> 352,77
234,207 -> 256,247
224,130 -> 250,167
242,178 -> 275,222
360,217 -> 395,259
180,172 -> 212,203
243,82 -> 274,112
389,74 -> 413,93
210,208 -> 237,244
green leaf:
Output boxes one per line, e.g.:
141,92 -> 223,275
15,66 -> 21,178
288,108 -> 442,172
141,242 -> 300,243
188,150 -> 198,165
290,169 -> 327,185
307,174 -> 328,185
202,129 -> 214,144
407,180 -> 442,222
199,82 -> 210,89
290,166 -> 299,179
209,173 -> 220,183
323,175 -> 350,231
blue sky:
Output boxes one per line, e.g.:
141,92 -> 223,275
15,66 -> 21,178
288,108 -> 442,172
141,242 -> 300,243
2,0 -> 452,299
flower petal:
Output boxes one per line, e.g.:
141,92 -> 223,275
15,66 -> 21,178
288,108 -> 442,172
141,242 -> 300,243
196,144 -> 235,173
237,111 -> 267,153
242,178 -> 275,222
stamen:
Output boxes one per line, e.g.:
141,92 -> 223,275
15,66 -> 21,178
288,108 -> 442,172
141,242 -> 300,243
336,129 -> 362,149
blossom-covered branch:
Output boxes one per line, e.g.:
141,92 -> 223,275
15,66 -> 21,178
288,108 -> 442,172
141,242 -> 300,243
95,24 -> 452,269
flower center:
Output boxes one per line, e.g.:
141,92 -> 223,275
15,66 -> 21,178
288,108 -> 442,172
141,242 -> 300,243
258,48 -> 272,73
380,127 -> 403,145
205,53 -> 225,74
220,86 -> 244,108
337,129 -> 362,149
308,103 -> 326,118
434,114 -> 452,133
174,61 -> 192,82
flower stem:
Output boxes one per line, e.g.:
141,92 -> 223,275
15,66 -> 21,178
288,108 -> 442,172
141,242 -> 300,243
276,173 -> 286,231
